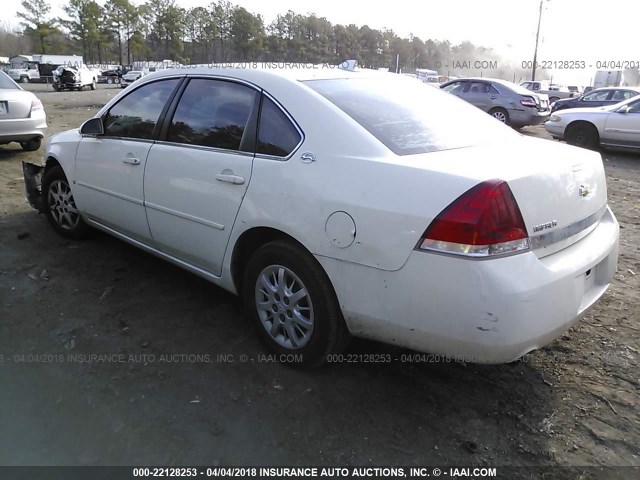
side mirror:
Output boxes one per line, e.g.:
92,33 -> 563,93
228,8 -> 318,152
80,117 -> 104,135
617,105 -> 631,114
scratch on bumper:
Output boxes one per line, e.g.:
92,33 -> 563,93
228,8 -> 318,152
22,161 -> 45,212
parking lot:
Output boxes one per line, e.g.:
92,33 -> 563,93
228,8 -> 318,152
1,83 -> 639,470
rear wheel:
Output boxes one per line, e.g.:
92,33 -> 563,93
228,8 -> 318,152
106,77 -> 113,84
114,77 -> 121,84
41,166 -> 92,239
489,108 -> 510,126
242,241 -> 350,367
20,137 -> 41,151
566,122 -> 599,149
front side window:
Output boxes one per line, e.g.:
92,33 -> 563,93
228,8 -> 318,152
441,81 -> 465,93
583,90 -> 611,102
103,78 -> 179,139
167,79 -> 257,151
626,99 -> 640,113
257,96 -> 301,157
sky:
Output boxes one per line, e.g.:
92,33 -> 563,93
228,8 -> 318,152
5,0 -> 640,85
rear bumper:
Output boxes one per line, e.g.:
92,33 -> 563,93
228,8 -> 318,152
317,206 -> 619,363
511,109 -> 551,127
0,114 -> 47,143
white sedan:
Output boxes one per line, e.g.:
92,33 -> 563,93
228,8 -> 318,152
545,95 -> 640,151
23,66 -> 619,366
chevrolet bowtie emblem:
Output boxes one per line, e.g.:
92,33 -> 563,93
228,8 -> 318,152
579,184 -> 591,197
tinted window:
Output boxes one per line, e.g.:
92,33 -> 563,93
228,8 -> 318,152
167,79 -> 257,151
468,82 -> 491,94
257,97 -> 301,157
584,90 -> 611,101
627,99 -> 640,113
104,79 -> 178,139
612,90 -> 638,101
442,81 -> 465,93
306,77 -> 515,156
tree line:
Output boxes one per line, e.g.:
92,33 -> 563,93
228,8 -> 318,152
6,0 -> 538,81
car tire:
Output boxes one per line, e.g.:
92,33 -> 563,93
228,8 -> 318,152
20,137 -> 41,151
106,77 -> 113,84
90,79 -> 97,90
566,122 -> 599,150
242,240 -> 350,367
52,84 -> 59,91
489,108 -> 510,126
41,166 -> 92,239
114,77 -> 120,84
20,76 -> 28,83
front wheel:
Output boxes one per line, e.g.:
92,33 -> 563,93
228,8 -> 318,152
41,166 -> 92,239
242,241 -> 350,367
566,123 -> 599,150
20,76 -> 29,83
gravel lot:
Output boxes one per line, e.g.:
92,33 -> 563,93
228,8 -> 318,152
1,84 -> 639,473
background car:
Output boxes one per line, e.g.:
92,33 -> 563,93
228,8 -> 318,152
440,77 -> 550,128
120,70 -> 146,88
22,67 -> 618,367
551,87 -> 640,112
545,94 -> 640,151
0,70 -> 47,151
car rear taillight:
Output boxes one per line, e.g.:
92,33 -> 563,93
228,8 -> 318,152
520,96 -> 537,107
29,98 -> 44,116
418,180 -> 530,257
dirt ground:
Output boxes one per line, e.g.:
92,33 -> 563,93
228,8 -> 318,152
0,83 -> 639,474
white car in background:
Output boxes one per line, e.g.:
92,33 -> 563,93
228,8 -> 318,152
23,66 -> 619,366
545,95 -> 640,151
0,70 -> 47,151
120,70 -> 146,88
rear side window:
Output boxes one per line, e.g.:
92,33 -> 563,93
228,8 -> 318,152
167,79 -> 257,151
257,96 -> 301,157
103,78 -> 179,139
0,71 -> 19,89
306,77 -> 514,155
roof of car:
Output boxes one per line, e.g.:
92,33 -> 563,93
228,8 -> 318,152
589,86 -> 640,92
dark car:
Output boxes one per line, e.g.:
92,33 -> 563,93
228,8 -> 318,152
551,87 -> 640,112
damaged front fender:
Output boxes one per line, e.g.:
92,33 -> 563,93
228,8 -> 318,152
23,161 -> 45,212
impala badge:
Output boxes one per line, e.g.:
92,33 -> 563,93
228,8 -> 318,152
579,184 -> 591,197
533,220 -> 558,233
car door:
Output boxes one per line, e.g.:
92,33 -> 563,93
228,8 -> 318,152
463,81 -> 494,112
602,98 -> 640,148
143,78 -> 260,275
74,78 -> 181,242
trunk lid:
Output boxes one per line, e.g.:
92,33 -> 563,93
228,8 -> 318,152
406,136 -> 607,258
0,90 -> 33,119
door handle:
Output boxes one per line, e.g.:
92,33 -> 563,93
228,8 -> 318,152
122,157 -> 140,165
216,173 -> 245,185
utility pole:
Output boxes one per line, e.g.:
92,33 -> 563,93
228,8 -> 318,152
531,0 -> 546,81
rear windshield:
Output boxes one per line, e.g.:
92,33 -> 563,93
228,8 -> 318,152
305,76 -> 515,155
0,71 -> 20,89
